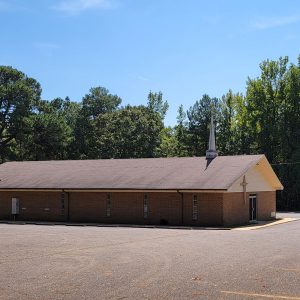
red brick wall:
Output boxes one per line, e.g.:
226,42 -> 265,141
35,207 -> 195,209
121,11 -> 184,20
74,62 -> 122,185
0,192 -> 11,220
223,191 -> 276,226
146,192 -> 181,225
0,191 -> 223,226
223,192 -> 248,226
110,192 -> 144,224
70,192 -> 222,226
0,191 -> 65,221
69,192 -> 182,225
257,191 -> 276,220
69,192 -> 106,222
183,193 -> 223,226
0,190 -> 276,226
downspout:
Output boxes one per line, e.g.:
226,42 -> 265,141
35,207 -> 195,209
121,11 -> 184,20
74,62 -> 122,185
177,190 -> 184,226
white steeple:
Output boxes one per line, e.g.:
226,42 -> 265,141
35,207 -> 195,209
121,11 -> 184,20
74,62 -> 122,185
206,113 -> 218,160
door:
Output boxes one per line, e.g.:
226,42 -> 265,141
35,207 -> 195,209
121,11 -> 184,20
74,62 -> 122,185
249,194 -> 257,221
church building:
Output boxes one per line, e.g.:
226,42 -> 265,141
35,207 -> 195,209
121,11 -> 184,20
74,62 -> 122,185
0,117 -> 283,226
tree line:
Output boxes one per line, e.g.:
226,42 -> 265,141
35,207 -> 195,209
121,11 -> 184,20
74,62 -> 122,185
0,56 -> 299,209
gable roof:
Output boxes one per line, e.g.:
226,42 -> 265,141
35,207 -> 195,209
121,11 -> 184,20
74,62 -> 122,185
0,155 -> 282,191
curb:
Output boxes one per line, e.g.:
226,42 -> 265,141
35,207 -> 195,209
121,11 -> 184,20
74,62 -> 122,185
0,220 -> 231,230
232,217 -> 300,231
0,218 -> 299,231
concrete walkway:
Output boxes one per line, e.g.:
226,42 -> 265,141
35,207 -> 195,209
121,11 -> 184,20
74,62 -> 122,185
232,217 -> 300,231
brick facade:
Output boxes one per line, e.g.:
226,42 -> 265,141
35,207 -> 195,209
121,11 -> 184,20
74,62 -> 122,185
0,191 -> 65,221
0,190 -> 276,226
257,191 -> 276,220
223,192 -> 249,226
223,191 -> 276,226
182,193 -> 223,226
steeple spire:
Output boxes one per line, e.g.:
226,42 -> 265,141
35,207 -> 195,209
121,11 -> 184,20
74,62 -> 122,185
206,113 -> 218,160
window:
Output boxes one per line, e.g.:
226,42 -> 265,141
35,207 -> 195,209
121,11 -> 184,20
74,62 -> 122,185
11,198 -> 20,215
106,194 -> 111,217
61,193 -> 65,216
192,195 -> 198,220
143,194 -> 148,219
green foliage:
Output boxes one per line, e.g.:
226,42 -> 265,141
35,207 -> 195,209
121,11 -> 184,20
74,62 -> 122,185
0,66 -> 41,161
21,113 -> 71,160
71,87 -> 122,159
147,91 -> 169,121
82,87 -> 122,118
9,98 -> 74,160
217,90 -> 254,155
1,58 -> 300,209
187,94 -> 220,156
174,105 -> 189,157
217,90 -> 236,155
244,56 -> 300,209
93,105 -> 163,158
156,127 -> 178,157
246,57 -> 289,162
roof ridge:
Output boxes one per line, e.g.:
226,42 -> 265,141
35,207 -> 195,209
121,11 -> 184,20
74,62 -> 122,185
1,154 -> 265,164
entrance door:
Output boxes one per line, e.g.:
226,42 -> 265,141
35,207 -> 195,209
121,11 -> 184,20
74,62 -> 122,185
249,194 -> 257,221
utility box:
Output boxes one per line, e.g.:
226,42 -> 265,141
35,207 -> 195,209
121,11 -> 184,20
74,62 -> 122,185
11,198 -> 20,215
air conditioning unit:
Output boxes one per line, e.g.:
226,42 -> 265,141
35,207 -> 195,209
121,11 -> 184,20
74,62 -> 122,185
11,198 -> 20,215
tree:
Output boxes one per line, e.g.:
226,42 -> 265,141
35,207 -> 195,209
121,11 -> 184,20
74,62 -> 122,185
217,90 -> 254,155
186,95 -> 220,156
0,66 -> 41,162
147,91 -> 169,121
71,87 -> 122,159
274,59 -> 300,209
155,127 -> 178,157
22,113 -> 72,160
11,98 -> 73,161
217,90 -> 236,155
93,105 -> 163,159
246,57 -> 288,162
174,105 -> 189,156
245,56 -> 300,209
60,97 -> 81,133
82,87 -> 121,119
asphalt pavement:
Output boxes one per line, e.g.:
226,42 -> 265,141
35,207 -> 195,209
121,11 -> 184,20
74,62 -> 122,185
0,218 -> 300,299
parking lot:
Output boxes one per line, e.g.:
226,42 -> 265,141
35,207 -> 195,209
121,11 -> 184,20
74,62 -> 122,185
0,217 -> 300,299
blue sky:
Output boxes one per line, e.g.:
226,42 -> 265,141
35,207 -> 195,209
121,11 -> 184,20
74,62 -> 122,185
1,0 -> 300,125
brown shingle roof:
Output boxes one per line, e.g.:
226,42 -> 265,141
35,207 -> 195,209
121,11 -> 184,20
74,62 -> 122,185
0,155 -> 266,190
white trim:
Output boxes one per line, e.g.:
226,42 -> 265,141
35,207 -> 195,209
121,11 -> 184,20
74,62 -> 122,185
249,194 -> 257,222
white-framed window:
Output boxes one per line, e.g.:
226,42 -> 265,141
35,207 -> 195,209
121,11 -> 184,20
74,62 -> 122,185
143,194 -> 148,219
106,194 -> 111,217
192,195 -> 198,220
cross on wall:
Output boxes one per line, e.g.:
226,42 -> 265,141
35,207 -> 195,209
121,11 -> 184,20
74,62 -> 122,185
240,175 -> 248,204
